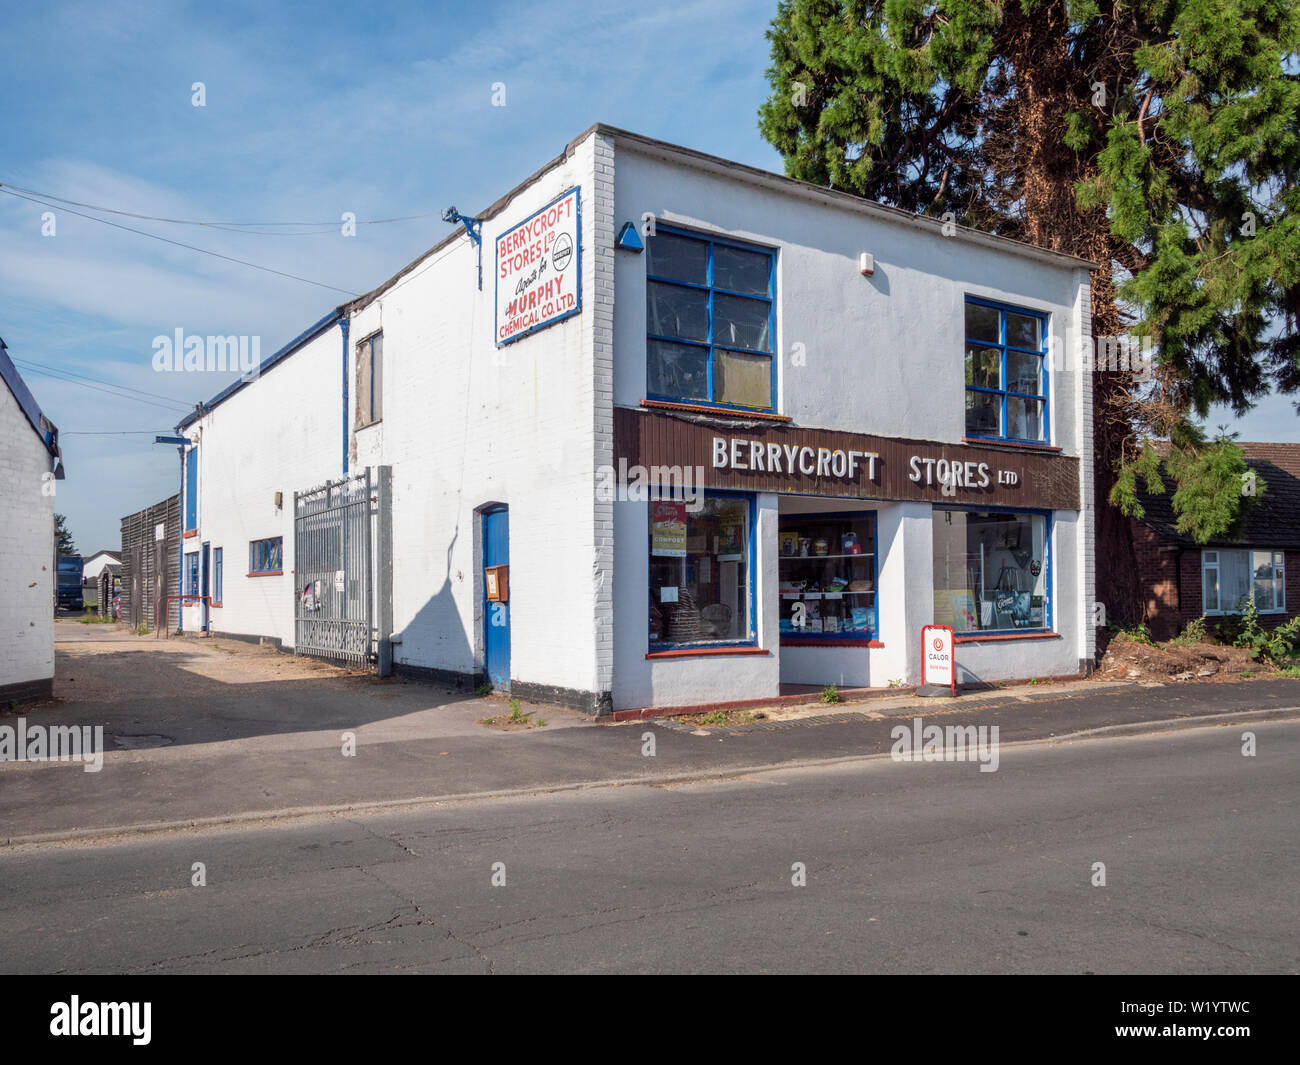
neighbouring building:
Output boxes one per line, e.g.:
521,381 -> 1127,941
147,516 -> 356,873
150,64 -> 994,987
119,494 -> 180,633
0,335 -> 65,702
1127,442 -> 1299,641
81,549 -> 121,583
172,124 -> 1097,715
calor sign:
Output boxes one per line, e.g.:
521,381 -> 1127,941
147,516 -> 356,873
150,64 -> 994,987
921,624 -> 956,694
495,187 -> 581,345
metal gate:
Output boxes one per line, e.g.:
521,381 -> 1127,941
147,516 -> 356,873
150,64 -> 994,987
294,470 -> 372,665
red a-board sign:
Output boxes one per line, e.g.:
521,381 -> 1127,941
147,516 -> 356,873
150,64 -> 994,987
921,624 -> 956,694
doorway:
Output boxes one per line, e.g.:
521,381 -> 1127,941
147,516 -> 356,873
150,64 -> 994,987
482,506 -> 510,690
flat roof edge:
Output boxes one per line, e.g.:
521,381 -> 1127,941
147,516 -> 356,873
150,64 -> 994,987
597,124 -> 1099,272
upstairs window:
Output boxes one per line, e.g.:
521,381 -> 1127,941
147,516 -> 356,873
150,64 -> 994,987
357,331 -> 383,428
965,298 -> 1049,443
646,228 -> 775,412
184,446 -> 198,531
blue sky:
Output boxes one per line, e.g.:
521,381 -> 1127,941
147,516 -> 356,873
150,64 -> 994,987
2,0 -> 1295,553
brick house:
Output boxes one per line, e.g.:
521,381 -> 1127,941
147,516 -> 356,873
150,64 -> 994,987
1127,442 -> 1299,640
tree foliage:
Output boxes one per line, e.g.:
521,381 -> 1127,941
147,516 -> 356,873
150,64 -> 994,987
54,513 -> 76,556
759,0 -> 1300,552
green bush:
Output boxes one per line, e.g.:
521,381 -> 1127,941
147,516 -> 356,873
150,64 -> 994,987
1168,615 -> 1209,647
1232,598 -> 1300,663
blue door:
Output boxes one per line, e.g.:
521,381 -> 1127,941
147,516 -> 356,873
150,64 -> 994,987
483,507 -> 510,690
200,541 -> 211,634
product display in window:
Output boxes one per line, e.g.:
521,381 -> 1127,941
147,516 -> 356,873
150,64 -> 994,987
649,496 -> 751,646
778,515 -> 876,640
932,510 -> 1048,632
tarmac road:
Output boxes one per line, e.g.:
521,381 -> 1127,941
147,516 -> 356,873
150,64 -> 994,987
1,717 -> 1295,974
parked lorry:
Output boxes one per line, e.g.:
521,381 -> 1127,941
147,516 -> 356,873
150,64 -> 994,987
56,554 -> 83,611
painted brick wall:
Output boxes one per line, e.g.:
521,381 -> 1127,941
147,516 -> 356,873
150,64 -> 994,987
180,324 -> 347,646
0,379 -> 56,695
348,134 -> 603,702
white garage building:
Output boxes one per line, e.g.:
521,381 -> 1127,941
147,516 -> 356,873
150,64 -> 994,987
174,124 -> 1096,716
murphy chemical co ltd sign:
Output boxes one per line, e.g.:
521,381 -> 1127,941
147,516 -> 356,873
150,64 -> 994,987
496,187 -> 581,345
614,409 -> 1080,510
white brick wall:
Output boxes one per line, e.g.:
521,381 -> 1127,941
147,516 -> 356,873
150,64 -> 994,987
0,379 -> 57,691
179,323 -> 346,645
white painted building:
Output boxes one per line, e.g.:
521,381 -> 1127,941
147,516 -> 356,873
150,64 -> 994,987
81,549 -> 121,583
175,125 -> 1096,716
0,337 -> 64,702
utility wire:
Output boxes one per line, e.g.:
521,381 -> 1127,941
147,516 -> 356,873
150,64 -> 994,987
0,186 -> 360,296
0,180 -> 440,231
14,363 -> 195,415
61,429 -> 172,435
11,356 -> 195,410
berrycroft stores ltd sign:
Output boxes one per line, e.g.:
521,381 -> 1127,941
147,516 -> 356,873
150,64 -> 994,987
614,409 -> 1080,510
496,187 -> 581,345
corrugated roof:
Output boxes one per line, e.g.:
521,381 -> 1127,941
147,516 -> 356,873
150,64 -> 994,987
1135,442 -> 1300,549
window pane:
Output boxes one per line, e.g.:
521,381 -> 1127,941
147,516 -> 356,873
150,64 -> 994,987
1007,312 -> 1040,350
965,346 -> 1000,388
966,390 -> 1000,435
1007,351 -> 1042,395
1220,550 -> 1251,612
1006,396 -> 1043,440
716,350 -> 771,409
1203,565 -> 1219,612
713,245 -> 770,296
646,281 -> 709,342
933,511 -> 1048,633
647,232 -> 707,284
649,496 -> 750,645
965,302 -> 999,343
647,340 -> 709,400
371,335 -> 383,421
1253,552 -> 1278,610
713,293 -> 771,352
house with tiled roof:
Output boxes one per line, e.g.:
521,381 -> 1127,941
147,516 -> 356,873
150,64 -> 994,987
1125,442 -> 1299,640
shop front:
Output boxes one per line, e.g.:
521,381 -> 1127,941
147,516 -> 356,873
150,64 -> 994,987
612,408 -> 1083,710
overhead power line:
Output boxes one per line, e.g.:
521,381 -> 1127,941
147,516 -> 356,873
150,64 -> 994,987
12,358 -> 195,415
0,180 -> 441,233
0,186 -> 360,296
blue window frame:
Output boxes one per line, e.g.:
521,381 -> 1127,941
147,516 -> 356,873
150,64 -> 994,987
933,507 -> 1052,635
249,537 -> 282,575
185,551 -> 200,596
648,491 -> 757,650
964,297 -> 1049,444
184,446 -> 198,530
213,547 -> 223,604
646,227 -> 776,413
778,511 -> 880,642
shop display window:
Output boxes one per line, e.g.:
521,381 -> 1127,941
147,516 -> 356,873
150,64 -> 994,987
932,510 -> 1049,633
778,514 -> 877,641
649,495 -> 753,647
